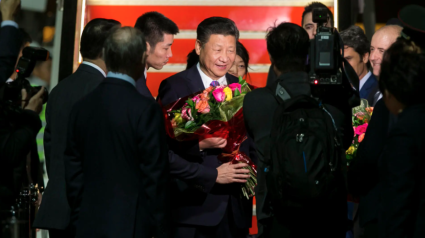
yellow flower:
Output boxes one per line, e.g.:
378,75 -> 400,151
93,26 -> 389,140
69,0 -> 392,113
174,113 -> 183,124
346,146 -> 355,155
223,87 -> 233,101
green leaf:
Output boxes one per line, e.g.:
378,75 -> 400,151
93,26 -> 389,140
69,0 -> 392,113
186,99 -> 194,107
184,120 -> 195,129
238,76 -> 244,84
234,88 -> 241,97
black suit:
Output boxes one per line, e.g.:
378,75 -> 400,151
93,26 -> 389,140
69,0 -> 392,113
348,99 -> 396,237
157,65 -> 256,238
136,72 -> 153,98
378,104 -> 425,238
64,77 -> 170,238
0,25 -> 22,85
33,64 -> 105,234
244,72 -> 352,238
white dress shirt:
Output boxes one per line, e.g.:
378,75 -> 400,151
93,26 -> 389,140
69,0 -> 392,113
197,63 -> 227,88
82,61 -> 106,78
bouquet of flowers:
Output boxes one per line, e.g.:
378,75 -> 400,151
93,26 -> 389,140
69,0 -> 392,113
346,99 -> 374,165
160,77 -> 257,199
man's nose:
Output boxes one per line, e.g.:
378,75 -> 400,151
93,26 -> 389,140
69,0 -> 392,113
167,47 -> 173,58
370,51 -> 377,61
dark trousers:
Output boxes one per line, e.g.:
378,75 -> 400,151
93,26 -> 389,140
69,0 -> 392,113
49,227 -> 74,238
173,205 -> 249,238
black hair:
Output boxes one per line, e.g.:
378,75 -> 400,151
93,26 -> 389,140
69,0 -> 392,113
104,27 -> 146,76
19,28 -> 32,49
340,25 -> 371,68
134,12 -> 179,50
302,2 -> 334,27
185,41 -> 249,74
80,18 -> 121,59
379,38 -> 425,106
266,22 -> 309,73
196,17 -> 239,47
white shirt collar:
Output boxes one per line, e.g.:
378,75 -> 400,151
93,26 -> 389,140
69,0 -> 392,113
196,63 -> 227,89
82,61 -> 106,78
144,67 -> 147,80
359,71 -> 372,91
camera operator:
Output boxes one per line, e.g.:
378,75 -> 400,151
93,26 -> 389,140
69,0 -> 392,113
0,0 -> 23,85
243,22 -> 353,238
0,86 -> 45,213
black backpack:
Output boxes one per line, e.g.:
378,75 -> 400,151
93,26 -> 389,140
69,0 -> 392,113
264,81 -> 344,215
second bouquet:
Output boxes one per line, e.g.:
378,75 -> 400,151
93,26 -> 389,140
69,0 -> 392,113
160,77 -> 257,199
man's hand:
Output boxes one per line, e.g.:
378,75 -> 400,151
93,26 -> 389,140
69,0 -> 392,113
216,162 -> 250,184
1,0 -> 20,21
199,137 -> 227,150
22,87 -> 44,114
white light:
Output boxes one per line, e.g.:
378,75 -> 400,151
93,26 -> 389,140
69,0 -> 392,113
334,0 -> 338,30
79,0 -> 86,64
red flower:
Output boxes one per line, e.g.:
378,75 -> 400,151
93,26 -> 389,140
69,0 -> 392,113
355,123 -> 368,135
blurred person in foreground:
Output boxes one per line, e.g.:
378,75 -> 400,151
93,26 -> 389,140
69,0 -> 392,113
244,22 -> 352,238
377,38 -> 424,238
340,26 -> 378,106
64,26 -> 170,238
33,18 -> 121,238
134,11 -> 179,98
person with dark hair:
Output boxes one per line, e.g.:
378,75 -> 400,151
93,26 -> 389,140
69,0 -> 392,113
32,18 -> 121,238
64,26 -> 170,238
302,1 -> 334,40
377,41 -> 425,238
340,26 -> 378,106
244,22 -> 352,238
134,11 -> 179,98
158,17 -> 256,238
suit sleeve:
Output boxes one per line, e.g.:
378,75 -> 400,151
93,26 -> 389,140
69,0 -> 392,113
64,106 -> 83,235
379,131 -> 417,238
137,101 -> 170,238
0,25 -> 23,85
43,100 -> 52,176
158,79 -> 218,193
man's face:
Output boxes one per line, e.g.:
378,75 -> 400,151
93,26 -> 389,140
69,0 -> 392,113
344,46 -> 368,79
370,31 -> 396,76
146,33 -> 174,70
196,34 -> 236,80
303,12 -> 332,40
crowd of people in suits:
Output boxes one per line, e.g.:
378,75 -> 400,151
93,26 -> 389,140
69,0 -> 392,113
1,0 -> 425,237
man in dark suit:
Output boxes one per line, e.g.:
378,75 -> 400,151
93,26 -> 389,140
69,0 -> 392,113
158,17 -> 255,238
244,22 -> 353,238
340,25 -> 379,107
33,18 -> 121,238
134,12 -> 179,98
64,26 -> 170,238
347,24 -> 402,238
0,0 -> 23,85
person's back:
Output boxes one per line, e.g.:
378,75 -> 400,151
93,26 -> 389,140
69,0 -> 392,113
244,22 -> 352,238
64,27 -> 170,238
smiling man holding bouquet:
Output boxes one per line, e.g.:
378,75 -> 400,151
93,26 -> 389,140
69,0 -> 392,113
158,17 -> 256,238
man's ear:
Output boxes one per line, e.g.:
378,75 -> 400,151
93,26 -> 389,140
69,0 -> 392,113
195,40 -> 202,56
363,52 -> 370,64
146,42 -> 152,55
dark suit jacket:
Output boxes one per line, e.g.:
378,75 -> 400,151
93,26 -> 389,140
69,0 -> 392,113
0,25 -> 22,85
157,64 -> 255,229
64,77 -> 170,238
360,73 -> 379,106
378,104 -> 425,238
244,72 -> 353,237
348,99 -> 396,227
33,64 -> 105,230
136,71 -> 153,98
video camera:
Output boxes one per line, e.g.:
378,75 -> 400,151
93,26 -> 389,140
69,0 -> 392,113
308,7 -> 360,108
0,47 -> 49,105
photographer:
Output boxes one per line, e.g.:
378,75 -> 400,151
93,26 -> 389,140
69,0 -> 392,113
0,86 -> 45,211
243,22 -> 353,238
0,0 -> 23,85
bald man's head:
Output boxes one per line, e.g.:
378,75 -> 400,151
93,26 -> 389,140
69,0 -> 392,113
104,27 -> 147,79
370,25 -> 402,76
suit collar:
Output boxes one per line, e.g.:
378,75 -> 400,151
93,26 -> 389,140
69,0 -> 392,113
185,64 -> 239,94
77,63 -> 105,79
360,72 -> 377,91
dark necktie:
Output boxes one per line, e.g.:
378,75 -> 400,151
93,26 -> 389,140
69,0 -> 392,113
210,81 -> 220,87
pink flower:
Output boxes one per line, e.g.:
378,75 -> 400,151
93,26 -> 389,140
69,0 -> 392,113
212,88 -> 226,102
192,95 -> 201,104
181,107 -> 194,121
229,83 -> 242,93
355,123 -> 368,135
